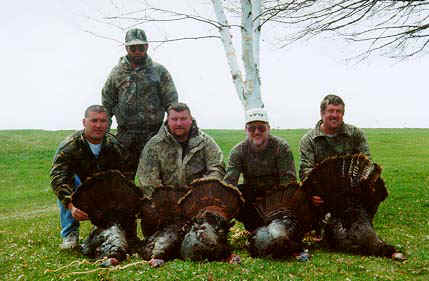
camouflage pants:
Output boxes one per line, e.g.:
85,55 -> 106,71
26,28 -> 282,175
116,127 -> 159,181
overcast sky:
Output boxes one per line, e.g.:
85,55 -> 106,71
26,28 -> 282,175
1,0 -> 428,130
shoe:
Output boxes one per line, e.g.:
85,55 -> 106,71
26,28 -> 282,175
294,250 -> 311,262
60,232 -> 79,250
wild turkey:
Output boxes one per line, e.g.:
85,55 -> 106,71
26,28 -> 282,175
301,153 -> 404,259
71,169 -> 143,263
179,178 -> 244,261
72,169 -> 143,229
247,182 -> 315,258
139,185 -> 188,238
81,224 -> 127,266
139,186 -> 189,263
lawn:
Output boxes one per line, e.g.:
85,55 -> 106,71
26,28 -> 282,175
0,128 -> 428,280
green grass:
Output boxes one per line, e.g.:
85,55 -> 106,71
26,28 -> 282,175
0,129 -> 428,280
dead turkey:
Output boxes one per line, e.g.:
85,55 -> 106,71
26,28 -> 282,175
178,178 -> 244,261
139,186 -> 189,263
72,169 -> 143,229
80,224 -> 128,265
246,182 -> 316,258
71,169 -> 143,263
301,153 -> 403,258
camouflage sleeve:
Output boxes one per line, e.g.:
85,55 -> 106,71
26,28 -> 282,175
277,140 -> 297,185
224,145 -> 242,186
354,128 -> 371,159
109,137 -> 134,180
299,133 -> 316,181
101,72 -> 118,129
203,135 -> 226,180
50,145 -> 75,206
137,140 -> 162,197
159,66 -> 178,111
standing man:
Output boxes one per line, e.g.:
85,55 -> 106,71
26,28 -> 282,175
137,102 -> 225,196
224,108 -> 297,231
102,28 -> 178,180
299,94 -> 370,205
50,105 -> 134,249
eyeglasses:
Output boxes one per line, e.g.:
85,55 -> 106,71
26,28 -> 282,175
246,125 -> 267,133
129,45 -> 146,52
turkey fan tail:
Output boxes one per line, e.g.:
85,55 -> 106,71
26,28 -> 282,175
71,169 -> 143,228
179,178 -> 244,221
140,186 -> 188,237
251,182 -> 302,225
301,154 -> 388,214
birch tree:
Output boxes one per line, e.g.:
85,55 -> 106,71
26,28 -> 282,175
93,0 -> 428,115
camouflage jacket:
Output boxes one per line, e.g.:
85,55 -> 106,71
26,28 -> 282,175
50,130 -> 127,206
137,120 -> 226,197
224,135 -> 297,191
101,55 -> 178,132
299,120 -> 370,180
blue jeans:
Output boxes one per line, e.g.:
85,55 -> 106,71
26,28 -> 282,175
57,175 -> 81,238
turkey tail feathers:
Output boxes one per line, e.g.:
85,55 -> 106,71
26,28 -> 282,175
71,169 -> 143,228
252,183 -> 301,225
179,178 -> 244,221
301,153 -> 388,215
140,186 -> 188,237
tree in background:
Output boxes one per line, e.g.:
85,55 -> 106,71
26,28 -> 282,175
92,0 -> 428,113
260,0 -> 429,60
94,0 -> 266,114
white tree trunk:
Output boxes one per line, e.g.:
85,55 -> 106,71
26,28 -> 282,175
211,0 -> 246,108
211,0 -> 263,111
241,0 -> 263,110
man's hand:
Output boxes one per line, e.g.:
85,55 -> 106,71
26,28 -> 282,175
312,195 -> 324,206
67,202 -> 89,221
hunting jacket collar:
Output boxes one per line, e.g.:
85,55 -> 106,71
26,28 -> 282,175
313,120 -> 352,139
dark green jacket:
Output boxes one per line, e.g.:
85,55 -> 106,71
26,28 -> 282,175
299,120 -> 370,180
50,130 -> 127,206
224,135 -> 297,190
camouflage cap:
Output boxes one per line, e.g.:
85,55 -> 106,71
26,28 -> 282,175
125,28 -> 148,46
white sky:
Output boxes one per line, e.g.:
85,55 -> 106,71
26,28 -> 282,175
1,0 -> 428,130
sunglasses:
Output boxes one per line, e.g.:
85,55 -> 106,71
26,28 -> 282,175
129,45 -> 146,52
246,125 -> 267,133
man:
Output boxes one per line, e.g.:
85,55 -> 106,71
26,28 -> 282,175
224,108 -> 308,260
137,102 -> 225,196
298,95 -> 406,261
50,105 -> 133,249
224,108 -> 297,230
102,28 -> 178,181
224,108 -> 296,189
137,102 -> 227,266
299,94 -> 370,205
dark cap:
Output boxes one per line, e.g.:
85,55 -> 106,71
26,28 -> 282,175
125,28 -> 148,46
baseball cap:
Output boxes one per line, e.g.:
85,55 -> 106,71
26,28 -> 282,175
125,28 -> 148,46
245,108 -> 269,124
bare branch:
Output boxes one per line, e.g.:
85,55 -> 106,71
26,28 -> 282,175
262,0 -> 429,59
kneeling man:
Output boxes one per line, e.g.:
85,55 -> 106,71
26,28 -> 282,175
224,108 -> 308,260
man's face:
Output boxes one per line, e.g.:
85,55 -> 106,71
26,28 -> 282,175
167,110 -> 193,142
321,104 -> 344,134
246,121 -> 270,151
126,44 -> 148,65
82,111 -> 108,144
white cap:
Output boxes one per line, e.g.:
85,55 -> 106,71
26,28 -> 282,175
245,108 -> 269,124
